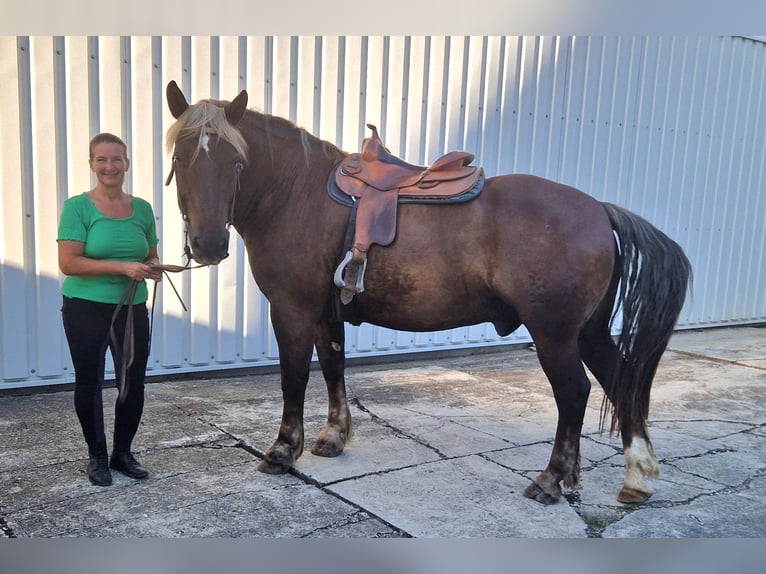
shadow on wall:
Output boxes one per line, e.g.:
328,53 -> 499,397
0,261 -> 259,391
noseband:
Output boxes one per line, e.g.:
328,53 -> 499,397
164,154 -> 243,263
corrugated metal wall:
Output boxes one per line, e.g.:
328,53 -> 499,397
1,36 -> 765,390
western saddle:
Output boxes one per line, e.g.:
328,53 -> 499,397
329,124 -> 484,303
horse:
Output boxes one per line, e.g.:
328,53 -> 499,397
164,80 -> 691,505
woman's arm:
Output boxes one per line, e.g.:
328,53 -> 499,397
58,240 -> 160,282
143,246 -> 160,266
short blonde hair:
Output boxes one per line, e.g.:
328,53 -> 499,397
89,133 -> 128,161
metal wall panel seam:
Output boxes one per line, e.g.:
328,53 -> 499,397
702,38 -> 733,324
33,37 -> 66,378
691,37 -> 721,324
734,37 -> 762,319
159,36 -> 187,369
17,37 -> 37,381
0,38 -> 30,381
721,38 -> 752,321
744,46 -> 766,320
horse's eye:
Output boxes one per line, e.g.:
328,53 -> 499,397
234,160 -> 243,172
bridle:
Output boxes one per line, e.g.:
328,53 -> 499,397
164,152 -> 244,263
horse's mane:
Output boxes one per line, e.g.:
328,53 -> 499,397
165,100 -> 249,164
253,113 -> 343,168
167,96 -> 345,172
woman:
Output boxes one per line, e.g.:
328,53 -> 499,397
58,133 -> 162,486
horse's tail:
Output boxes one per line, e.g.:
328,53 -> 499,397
599,202 -> 692,433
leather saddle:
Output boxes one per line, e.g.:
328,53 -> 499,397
329,124 -> 484,303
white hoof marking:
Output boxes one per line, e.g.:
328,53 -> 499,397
623,437 -> 659,494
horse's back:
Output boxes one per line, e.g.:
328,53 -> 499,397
482,173 -> 610,228
392,172 -> 614,264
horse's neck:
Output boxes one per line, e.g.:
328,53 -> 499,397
234,115 -> 343,234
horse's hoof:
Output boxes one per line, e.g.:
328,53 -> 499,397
257,458 -> 292,474
523,481 -> 560,505
617,486 -> 652,504
311,439 -> 344,458
258,439 -> 301,474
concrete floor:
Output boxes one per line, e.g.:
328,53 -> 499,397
1,326 -> 765,538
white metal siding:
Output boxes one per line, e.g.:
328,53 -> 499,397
1,35 -> 764,389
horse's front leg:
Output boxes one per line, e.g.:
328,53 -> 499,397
258,314 -> 315,475
311,319 -> 352,457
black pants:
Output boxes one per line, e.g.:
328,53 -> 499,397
61,296 -> 149,453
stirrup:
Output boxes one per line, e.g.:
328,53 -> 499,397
333,250 -> 367,304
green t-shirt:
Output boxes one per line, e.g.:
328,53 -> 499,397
57,192 -> 159,304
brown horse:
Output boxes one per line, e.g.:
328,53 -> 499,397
164,80 -> 691,505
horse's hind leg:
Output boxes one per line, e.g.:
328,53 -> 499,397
579,302 -> 659,503
311,320 -> 352,457
523,335 -> 591,505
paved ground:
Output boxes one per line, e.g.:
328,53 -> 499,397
1,326 -> 765,538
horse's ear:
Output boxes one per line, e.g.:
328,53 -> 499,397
167,80 -> 189,119
225,90 -> 248,125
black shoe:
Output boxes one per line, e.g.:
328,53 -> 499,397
109,451 -> 149,479
87,444 -> 112,486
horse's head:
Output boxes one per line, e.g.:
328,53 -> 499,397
165,80 -> 249,265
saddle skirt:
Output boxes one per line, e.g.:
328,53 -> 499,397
329,124 -> 485,303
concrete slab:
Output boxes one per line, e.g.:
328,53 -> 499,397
601,473 -> 766,538
668,326 -> 766,366
327,455 -> 588,538
1,325 -> 765,538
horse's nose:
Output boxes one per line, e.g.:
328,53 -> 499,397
190,230 -> 230,264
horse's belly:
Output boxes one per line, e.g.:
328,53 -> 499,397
349,299 -> 509,333
346,259 -> 511,333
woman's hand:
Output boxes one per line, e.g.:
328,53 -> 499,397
146,264 -> 163,282
123,262 -> 163,282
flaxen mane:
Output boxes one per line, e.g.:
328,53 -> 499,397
166,99 -> 339,169
165,100 -> 249,164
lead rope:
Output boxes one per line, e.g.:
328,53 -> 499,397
112,261 -> 208,404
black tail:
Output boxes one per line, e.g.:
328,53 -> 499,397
599,202 -> 692,433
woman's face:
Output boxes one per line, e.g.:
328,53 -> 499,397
89,142 -> 129,188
